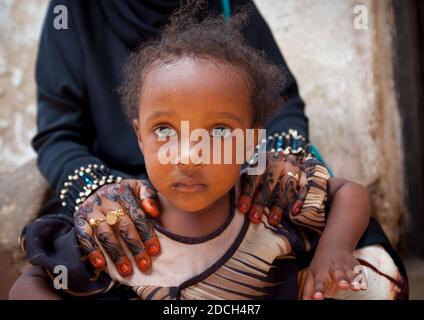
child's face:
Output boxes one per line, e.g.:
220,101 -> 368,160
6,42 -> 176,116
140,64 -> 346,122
133,57 -> 255,212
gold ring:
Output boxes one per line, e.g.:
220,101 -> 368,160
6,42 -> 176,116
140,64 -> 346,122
287,171 -> 300,182
89,218 -> 105,228
105,209 -> 126,226
89,209 -> 126,228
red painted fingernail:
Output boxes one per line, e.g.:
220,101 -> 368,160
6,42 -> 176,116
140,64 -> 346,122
94,257 -> 103,268
271,214 -> 280,223
239,202 -> 248,212
119,263 -> 130,274
147,244 -> 159,255
249,210 -> 261,223
291,202 -> 301,215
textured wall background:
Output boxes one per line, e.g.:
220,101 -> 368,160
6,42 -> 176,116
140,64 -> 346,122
255,0 -> 405,244
0,0 -> 405,246
0,0 -> 48,172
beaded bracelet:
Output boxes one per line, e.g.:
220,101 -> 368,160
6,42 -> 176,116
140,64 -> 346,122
60,164 -> 122,213
248,129 -> 308,165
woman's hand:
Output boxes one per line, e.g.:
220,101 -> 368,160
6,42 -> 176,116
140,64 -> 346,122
301,243 -> 368,300
73,179 -> 160,277
238,152 -> 309,225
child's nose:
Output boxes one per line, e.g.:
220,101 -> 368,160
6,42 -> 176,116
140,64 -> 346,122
177,141 -> 208,167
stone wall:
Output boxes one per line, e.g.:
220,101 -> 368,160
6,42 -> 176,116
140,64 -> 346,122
0,0 -> 405,250
255,0 -> 405,245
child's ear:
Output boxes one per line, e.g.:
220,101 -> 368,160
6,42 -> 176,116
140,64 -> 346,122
132,118 -> 144,153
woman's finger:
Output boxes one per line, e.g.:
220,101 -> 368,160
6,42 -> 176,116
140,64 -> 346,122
268,179 -> 287,226
138,179 -> 160,218
291,171 -> 308,216
74,216 -> 106,269
95,221 -> 133,277
129,206 -> 161,256
238,173 -> 261,213
117,185 -> 161,256
248,153 -> 286,223
279,171 -> 300,216
117,214 -> 151,272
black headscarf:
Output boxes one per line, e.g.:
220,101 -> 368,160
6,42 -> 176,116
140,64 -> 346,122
97,0 -> 182,46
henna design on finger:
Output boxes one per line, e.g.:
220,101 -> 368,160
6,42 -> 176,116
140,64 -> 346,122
253,171 -> 274,206
119,228 -> 145,256
97,232 -> 124,262
131,208 -> 156,242
75,194 -> 102,219
94,182 -> 157,242
140,179 -> 157,200
241,174 -> 256,196
75,218 -> 97,254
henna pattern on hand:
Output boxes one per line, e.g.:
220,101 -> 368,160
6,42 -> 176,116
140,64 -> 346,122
75,217 -> 97,254
140,179 -> 157,200
253,171 -> 274,206
241,174 -> 256,196
97,232 -> 124,262
119,228 -> 145,256
96,183 -> 156,242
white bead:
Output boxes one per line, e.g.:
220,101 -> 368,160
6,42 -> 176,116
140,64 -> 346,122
62,202 -> 66,207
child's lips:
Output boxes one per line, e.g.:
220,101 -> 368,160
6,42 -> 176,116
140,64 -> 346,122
171,181 -> 207,193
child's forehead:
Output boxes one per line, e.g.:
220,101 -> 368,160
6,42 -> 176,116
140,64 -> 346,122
143,56 -> 249,90
139,57 -> 252,116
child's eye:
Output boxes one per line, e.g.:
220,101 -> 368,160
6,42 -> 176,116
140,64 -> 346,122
211,126 -> 232,138
154,126 -> 177,138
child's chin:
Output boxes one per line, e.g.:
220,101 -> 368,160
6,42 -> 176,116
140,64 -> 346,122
172,197 -> 214,213
174,202 -> 210,213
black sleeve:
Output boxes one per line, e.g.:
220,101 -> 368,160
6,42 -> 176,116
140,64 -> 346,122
32,0 -> 130,202
241,2 -> 309,140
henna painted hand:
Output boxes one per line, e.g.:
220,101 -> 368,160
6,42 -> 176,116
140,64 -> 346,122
74,179 -> 160,277
238,152 -> 309,225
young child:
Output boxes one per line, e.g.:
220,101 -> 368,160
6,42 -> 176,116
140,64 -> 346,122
84,6 -> 406,300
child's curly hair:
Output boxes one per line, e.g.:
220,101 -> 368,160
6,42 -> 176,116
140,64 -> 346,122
119,0 -> 285,126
